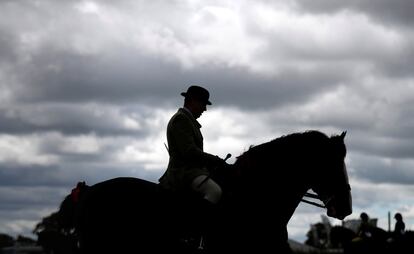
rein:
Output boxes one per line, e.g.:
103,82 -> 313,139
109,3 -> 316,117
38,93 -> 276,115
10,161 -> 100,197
197,153 -> 232,188
301,192 -> 326,208
301,183 -> 351,209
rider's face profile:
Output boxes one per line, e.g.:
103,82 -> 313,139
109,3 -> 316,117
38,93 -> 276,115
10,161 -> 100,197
191,99 -> 207,119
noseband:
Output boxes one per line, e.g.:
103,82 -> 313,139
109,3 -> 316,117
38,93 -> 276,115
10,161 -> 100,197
301,183 -> 351,209
301,192 -> 326,208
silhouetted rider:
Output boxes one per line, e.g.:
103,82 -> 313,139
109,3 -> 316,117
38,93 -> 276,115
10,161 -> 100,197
357,212 -> 373,239
159,85 -> 227,205
393,212 -> 405,238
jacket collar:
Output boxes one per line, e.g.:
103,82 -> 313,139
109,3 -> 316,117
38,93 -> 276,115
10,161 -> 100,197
179,108 -> 202,128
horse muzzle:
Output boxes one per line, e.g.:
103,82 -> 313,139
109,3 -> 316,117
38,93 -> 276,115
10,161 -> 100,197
326,192 -> 352,220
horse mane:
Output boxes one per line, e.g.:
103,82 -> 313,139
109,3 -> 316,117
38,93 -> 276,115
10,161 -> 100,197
232,130 -> 349,186
235,130 -> 331,164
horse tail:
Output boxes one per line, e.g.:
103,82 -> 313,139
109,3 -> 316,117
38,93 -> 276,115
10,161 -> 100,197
57,181 -> 90,234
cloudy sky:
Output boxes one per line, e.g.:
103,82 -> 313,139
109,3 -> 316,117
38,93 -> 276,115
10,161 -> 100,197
1,0 -> 414,243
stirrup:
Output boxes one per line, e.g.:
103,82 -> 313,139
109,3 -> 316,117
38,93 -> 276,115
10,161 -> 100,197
198,236 -> 204,250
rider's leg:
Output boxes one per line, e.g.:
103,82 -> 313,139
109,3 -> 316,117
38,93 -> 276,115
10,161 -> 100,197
191,175 -> 222,204
191,175 -> 223,250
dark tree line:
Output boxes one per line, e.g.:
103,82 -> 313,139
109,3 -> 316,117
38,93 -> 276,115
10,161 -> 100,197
33,211 -> 78,254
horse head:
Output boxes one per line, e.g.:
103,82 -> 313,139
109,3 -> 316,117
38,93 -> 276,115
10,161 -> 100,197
310,131 -> 352,220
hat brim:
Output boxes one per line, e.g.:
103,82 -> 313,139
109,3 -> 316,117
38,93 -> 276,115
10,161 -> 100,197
181,92 -> 212,105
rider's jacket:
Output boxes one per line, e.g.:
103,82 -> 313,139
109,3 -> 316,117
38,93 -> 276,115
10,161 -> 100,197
159,108 -> 219,191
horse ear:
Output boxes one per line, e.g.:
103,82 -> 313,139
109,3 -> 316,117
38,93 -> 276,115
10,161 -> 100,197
340,131 -> 347,139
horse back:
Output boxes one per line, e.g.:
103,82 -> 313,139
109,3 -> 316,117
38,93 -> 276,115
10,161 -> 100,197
80,176 -> 197,213
76,177 -> 200,252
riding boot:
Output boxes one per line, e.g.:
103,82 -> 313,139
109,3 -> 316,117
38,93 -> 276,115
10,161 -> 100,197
194,198 -> 218,231
193,198 -> 223,251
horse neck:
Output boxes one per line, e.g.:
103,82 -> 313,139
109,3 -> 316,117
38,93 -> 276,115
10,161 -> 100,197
232,148 -> 312,225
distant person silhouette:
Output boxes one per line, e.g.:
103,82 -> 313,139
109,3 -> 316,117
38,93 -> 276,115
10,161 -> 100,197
393,212 -> 405,237
159,85 -> 227,206
357,212 -> 373,239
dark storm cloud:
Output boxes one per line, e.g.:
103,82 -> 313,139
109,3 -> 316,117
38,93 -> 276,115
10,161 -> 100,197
0,165 -> 63,187
8,39 -> 343,111
350,132 -> 414,160
376,49 -> 414,79
0,28 -> 18,65
0,162 -> 157,188
294,0 -> 414,27
0,0 -> 357,113
0,186 -> 66,211
349,153 -> 414,185
14,50 -> 178,105
0,102 -> 158,136
182,65 -> 346,109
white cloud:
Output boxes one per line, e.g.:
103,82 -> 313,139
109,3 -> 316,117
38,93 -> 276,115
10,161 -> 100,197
115,109 -> 171,170
0,134 -> 59,166
60,134 -> 103,154
1,220 -> 37,237
115,136 -> 169,170
75,1 -> 100,14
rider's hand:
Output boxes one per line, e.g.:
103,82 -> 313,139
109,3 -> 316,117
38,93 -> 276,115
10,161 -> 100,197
213,156 -> 228,168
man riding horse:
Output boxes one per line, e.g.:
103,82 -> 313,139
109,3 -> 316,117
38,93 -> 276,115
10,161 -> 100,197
56,87 -> 352,253
158,85 -> 228,226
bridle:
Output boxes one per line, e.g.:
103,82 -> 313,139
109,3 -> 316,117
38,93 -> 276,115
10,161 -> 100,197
301,183 -> 351,209
302,133 -> 350,210
301,192 -> 326,208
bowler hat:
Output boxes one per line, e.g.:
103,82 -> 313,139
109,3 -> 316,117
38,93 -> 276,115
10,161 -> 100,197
181,85 -> 212,105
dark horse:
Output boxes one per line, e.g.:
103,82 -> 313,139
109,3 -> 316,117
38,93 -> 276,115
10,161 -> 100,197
58,130 -> 352,253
